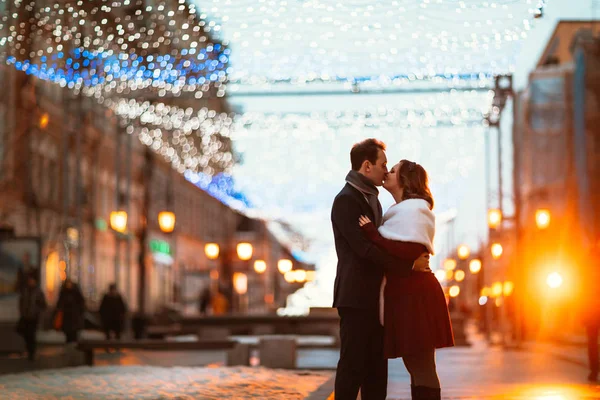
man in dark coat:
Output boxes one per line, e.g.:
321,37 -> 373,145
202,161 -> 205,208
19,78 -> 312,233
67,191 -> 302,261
332,138 -> 430,400
18,273 -> 47,361
55,278 -> 85,343
99,283 -> 127,341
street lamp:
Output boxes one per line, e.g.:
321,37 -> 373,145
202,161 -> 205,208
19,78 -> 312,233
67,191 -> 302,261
457,245 -> 470,260
277,259 -> 293,274
491,243 -> 503,259
204,243 -> 220,260
449,285 -> 460,297
39,113 -> 49,129
535,209 -> 551,230
469,259 -> 482,274
546,272 -> 563,289
233,272 -> 248,295
158,211 -> 176,233
254,260 -> 267,274
488,209 -> 502,229
236,243 -> 253,261
110,210 -> 128,233
443,258 -> 457,271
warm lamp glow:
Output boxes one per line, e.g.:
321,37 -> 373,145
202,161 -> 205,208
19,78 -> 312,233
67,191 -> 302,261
443,258 -> 457,270
469,259 -> 482,274
535,209 -> 551,230
205,243 -> 220,260
449,285 -> 460,297
254,260 -> 267,274
306,271 -> 316,281
158,211 -> 176,233
445,270 -> 454,281
278,259 -> 293,274
295,269 -> 307,282
492,282 -> 503,297
503,281 -> 514,296
488,208 -> 502,229
233,272 -> 248,294
457,245 -> 470,260
546,272 -> 563,289
39,113 -> 49,129
455,270 -> 466,282
110,211 -> 128,233
284,270 -> 296,283
236,243 -> 253,261
434,269 -> 447,282
491,243 -> 503,259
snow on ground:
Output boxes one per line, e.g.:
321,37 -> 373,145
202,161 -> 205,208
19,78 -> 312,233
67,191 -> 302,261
0,365 -> 331,399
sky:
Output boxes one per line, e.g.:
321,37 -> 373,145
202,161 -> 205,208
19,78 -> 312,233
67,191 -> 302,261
221,0 -> 596,308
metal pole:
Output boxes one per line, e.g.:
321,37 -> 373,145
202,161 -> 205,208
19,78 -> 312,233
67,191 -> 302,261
497,126 -> 503,214
126,129 -> 132,303
75,94 -> 83,285
114,122 -> 121,287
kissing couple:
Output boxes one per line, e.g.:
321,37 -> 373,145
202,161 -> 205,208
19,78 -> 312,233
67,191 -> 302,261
331,138 -> 455,400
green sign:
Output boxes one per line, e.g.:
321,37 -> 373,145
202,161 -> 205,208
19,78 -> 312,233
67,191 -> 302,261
94,218 -> 108,231
149,239 -> 171,255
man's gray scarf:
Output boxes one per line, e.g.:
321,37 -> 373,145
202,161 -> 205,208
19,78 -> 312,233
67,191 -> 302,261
345,170 -> 383,227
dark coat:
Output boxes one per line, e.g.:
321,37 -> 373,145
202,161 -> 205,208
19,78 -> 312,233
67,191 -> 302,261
19,286 -> 47,320
331,183 -> 414,310
99,293 -> 127,331
56,285 -> 85,333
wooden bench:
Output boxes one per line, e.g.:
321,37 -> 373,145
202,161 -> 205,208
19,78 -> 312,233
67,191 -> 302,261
77,339 -> 236,366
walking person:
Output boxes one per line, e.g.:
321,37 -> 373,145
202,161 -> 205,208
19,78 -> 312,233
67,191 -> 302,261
359,159 -> 454,400
55,278 -> 85,343
331,139 -> 431,400
17,273 -> 47,361
99,283 -> 127,342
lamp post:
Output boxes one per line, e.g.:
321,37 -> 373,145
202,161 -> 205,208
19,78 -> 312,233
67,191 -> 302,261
235,242 -> 253,313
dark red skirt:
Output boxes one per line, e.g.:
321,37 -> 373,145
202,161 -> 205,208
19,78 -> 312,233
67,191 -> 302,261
383,271 -> 454,359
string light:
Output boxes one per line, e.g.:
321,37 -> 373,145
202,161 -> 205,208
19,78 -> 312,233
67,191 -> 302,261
193,0 -> 542,84
1,0 -> 229,97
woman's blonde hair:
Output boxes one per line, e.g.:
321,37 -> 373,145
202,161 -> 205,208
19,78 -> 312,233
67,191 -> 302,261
397,160 -> 434,210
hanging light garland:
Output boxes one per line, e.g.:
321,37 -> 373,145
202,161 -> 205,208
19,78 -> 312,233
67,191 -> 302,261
107,98 -> 235,176
1,0 -> 229,98
192,0 -> 545,85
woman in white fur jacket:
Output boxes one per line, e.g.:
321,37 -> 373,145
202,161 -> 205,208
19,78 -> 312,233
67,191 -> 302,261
359,159 -> 454,400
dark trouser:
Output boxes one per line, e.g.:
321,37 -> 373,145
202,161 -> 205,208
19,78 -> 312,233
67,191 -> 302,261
334,307 -> 387,400
65,330 -> 79,343
587,324 -> 599,376
22,318 -> 38,360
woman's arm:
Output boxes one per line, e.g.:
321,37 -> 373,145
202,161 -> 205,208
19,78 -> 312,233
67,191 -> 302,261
361,222 -> 427,261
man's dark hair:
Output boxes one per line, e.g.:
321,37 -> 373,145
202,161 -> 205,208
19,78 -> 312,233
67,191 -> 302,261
350,138 -> 386,171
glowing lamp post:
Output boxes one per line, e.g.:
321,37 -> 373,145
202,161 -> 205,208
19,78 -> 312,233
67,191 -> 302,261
535,209 -> 551,230
278,259 -> 293,274
110,211 -> 128,233
546,272 -> 563,289
488,209 -> 502,229
469,259 -> 482,274
491,243 -> 503,259
254,260 -> 267,274
204,243 -> 220,260
236,243 -> 253,261
457,245 -> 470,260
158,211 -> 176,233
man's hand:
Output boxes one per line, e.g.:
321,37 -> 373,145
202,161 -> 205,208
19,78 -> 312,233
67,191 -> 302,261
413,253 -> 431,272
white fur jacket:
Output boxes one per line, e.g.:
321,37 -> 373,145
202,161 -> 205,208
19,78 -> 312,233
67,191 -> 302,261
378,198 -> 435,325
